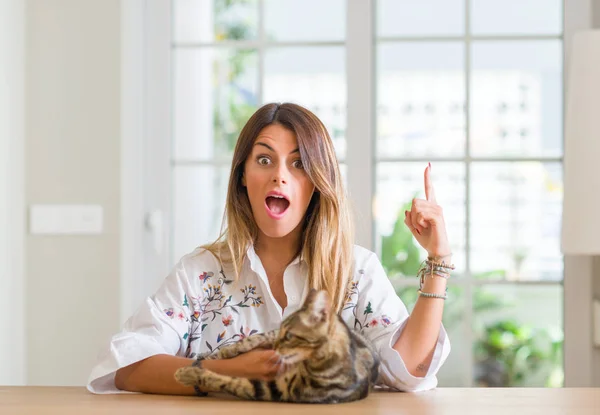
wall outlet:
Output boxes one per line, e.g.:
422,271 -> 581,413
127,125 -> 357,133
29,204 -> 103,235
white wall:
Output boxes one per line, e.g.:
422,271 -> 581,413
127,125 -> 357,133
562,0 -> 594,388
25,0 -> 121,385
0,0 -> 26,385
591,2 -> 600,387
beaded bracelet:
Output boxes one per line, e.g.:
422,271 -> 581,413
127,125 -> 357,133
417,263 -> 452,286
417,255 -> 455,299
418,289 -> 448,300
418,257 -> 455,279
425,258 -> 455,272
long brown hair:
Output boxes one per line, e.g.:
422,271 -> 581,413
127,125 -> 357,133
203,103 -> 354,312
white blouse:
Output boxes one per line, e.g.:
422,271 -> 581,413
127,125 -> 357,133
87,245 -> 451,394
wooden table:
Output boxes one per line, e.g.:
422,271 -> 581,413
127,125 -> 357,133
1,387 -> 599,415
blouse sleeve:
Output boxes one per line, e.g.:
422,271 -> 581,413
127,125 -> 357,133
86,256 -> 200,394
349,252 -> 451,392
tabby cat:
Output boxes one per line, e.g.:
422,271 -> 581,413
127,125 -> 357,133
175,289 -> 380,403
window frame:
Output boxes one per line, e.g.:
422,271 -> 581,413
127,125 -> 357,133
372,0 -> 565,386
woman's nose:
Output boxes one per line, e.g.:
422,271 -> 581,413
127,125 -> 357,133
272,165 -> 288,184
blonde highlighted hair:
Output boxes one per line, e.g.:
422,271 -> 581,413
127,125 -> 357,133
203,103 -> 354,312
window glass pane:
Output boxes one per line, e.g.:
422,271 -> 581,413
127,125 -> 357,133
471,0 -> 562,35
173,0 -> 258,43
264,0 -> 345,42
470,41 -> 563,157
172,165 -> 230,264
470,162 -> 563,281
378,0 -> 465,37
377,42 -> 465,158
173,48 -> 258,161
473,284 -> 563,387
396,284 -> 470,386
264,47 -> 346,160
376,162 -> 466,277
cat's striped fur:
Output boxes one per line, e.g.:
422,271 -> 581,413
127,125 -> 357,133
175,289 -> 380,403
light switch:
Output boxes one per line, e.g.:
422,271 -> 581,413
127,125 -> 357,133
29,204 -> 103,235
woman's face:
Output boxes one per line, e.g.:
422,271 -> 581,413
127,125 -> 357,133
242,124 -> 315,241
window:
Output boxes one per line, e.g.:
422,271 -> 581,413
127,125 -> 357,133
171,0 -> 346,262
376,0 -> 564,387
169,0 -> 564,387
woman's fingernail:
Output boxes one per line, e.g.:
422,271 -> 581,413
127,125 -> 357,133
428,162 -> 431,170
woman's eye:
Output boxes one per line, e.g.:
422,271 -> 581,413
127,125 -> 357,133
257,156 -> 270,166
292,160 -> 303,169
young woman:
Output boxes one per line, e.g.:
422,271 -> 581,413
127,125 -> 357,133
87,103 -> 452,395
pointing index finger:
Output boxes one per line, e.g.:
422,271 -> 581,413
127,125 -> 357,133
424,163 -> 436,203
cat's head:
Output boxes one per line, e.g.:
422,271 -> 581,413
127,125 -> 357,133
274,289 -> 333,364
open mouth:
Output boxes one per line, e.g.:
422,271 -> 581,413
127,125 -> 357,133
265,194 -> 290,218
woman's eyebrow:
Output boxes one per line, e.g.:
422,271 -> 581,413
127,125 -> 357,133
254,142 -> 300,154
254,142 -> 274,152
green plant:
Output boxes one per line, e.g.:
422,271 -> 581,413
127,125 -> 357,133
474,320 -> 563,387
380,197 -> 422,278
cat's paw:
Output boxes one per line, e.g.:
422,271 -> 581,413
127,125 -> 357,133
174,366 -> 207,387
216,347 -> 240,359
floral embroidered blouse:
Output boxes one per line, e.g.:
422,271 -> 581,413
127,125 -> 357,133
87,245 -> 451,394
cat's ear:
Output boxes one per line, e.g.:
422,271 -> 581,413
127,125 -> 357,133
306,289 -> 329,323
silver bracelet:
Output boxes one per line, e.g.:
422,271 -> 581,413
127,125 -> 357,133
418,289 -> 447,300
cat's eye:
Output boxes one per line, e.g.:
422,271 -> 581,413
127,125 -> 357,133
285,332 -> 294,341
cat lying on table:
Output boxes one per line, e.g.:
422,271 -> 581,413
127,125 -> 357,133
175,289 -> 380,404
